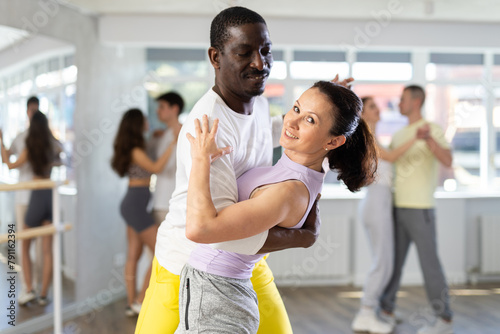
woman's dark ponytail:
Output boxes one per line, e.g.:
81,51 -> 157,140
326,118 -> 377,191
312,81 -> 377,192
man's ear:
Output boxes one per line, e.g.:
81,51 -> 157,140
208,47 -> 220,70
326,135 -> 346,151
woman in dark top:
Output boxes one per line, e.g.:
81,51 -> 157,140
1,111 -> 62,306
111,108 -> 176,316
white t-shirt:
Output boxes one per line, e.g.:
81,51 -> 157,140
152,128 -> 177,212
155,89 -> 278,275
9,130 -> 33,205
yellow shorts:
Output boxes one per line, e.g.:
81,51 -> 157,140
135,256 -> 292,334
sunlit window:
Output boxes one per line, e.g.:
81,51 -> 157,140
290,51 -> 348,80
0,53 -> 76,182
268,50 -> 286,80
146,48 -> 208,78
493,55 -> 500,81
269,61 -> 286,80
353,52 -> 412,81
494,87 -> 500,185
353,84 -> 408,146
426,53 -> 484,81
427,84 -> 486,189
145,49 -> 210,129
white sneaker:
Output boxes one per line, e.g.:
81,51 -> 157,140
417,317 -> 454,334
379,310 -> 404,327
130,302 -> 142,314
352,308 -> 394,334
17,290 -> 36,306
18,290 -> 37,306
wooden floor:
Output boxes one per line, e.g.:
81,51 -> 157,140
33,284 -> 500,334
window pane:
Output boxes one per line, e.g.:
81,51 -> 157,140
426,84 -> 485,190
352,63 -> 412,81
494,65 -> 500,82
269,61 -> 286,80
146,81 -> 209,129
147,60 -> 208,78
353,84 -> 408,146
264,83 -> 286,116
290,61 -> 349,80
495,87 -> 500,186
263,83 -> 286,164
426,63 -> 484,81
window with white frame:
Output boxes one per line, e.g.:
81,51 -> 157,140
0,53 -> 76,181
290,51 -> 348,80
145,48 -> 209,128
426,53 -> 487,190
353,52 -> 413,81
494,54 -> 500,183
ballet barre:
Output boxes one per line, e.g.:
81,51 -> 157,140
0,179 -> 69,334
0,223 -> 72,243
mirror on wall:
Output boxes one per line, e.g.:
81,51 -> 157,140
0,25 -> 76,331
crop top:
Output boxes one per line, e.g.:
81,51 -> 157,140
128,163 -> 152,179
188,152 -> 324,279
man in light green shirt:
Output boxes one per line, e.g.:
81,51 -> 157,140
380,85 -> 454,334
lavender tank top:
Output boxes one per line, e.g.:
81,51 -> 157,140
188,153 -> 324,279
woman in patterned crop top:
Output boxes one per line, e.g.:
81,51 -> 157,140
1,111 -> 63,307
111,108 -> 177,317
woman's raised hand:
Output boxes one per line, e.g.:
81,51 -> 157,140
186,115 -> 232,163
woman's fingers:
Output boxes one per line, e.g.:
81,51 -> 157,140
193,118 -> 201,135
210,119 -> 219,137
201,114 -> 209,134
186,132 -> 195,144
191,115 -> 220,142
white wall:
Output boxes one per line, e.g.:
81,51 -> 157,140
99,14 -> 500,51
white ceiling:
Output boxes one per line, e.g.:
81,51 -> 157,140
1,0 -> 499,54
0,26 -> 29,52
63,0 -> 500,23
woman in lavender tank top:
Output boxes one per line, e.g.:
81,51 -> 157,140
352,97 -> 417,334
175,82 -> 378,334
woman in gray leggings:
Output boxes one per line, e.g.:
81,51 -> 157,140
352,97 -> 416,334
111,108 -> 177,317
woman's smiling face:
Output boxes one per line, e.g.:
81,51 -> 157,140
280,87 -> 336,155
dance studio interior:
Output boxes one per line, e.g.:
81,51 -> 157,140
1,1 -> 499,333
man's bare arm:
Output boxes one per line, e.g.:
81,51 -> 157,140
257,198 -> 320,254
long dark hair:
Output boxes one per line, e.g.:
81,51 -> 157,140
313,81 -> 378,192
111,108 -> 146,177
25,111 -> 55,177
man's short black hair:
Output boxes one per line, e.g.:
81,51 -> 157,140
27,96 -> 39,108
156,92 -> 184,116
210,6 -> 267,51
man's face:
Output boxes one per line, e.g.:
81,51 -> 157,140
398,90 -> 413,116
156,100 -> 178,123
216,23 -> 273,100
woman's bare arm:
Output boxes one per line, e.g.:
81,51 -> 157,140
378,137 -> 416,162
1,147 -> 28,169
131,141 -> 176,174
185,115 -> 309,244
